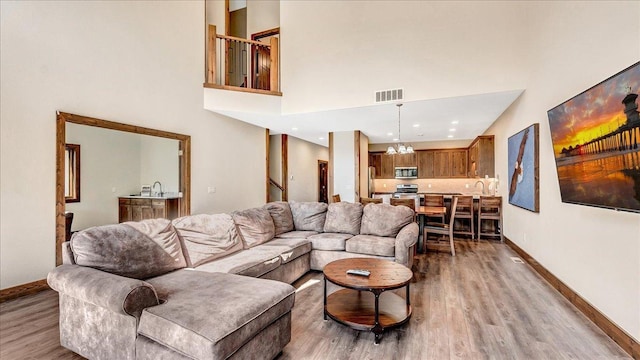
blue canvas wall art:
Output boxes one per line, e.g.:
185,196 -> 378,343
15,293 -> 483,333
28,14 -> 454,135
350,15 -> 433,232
508,123 -> 540,212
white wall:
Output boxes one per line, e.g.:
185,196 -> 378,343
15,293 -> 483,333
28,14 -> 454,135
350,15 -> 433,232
287,136 -> 328,202
139,135 -> 179,195
65,123 -> 142,231
280,1 -> 530,114
486,1 -> 640,341
332,131 -> 356,202
358,132 -> 369,199
1,1 -> 266,289
247,0 -> 279,37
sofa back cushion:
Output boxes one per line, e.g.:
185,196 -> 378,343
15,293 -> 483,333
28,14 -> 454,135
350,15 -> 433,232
360,203 -> 414,237
289,201 -> 328,232
71,219 -> 187,279
232,208 -> 276,248
263,201 -> 294,235
323,202 -> 363,235
172,214 -> 243,267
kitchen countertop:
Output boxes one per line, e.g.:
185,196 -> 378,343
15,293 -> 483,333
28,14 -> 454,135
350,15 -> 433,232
119,195 -> 181,200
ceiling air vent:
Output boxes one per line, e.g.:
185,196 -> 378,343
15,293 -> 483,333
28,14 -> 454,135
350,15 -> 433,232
375,88 -> 404,103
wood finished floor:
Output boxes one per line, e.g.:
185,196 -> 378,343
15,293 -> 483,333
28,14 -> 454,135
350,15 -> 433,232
0,241 -> 630,360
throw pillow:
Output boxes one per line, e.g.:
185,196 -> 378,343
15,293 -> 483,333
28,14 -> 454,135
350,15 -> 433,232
323,202 -> 363,235
231,208 -> 276,248
263,201 -> 294,235
289,201 -> 328,232
360,203 -> 414,237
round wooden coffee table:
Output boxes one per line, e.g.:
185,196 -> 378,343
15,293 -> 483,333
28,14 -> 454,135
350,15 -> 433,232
323,258 -> 413,344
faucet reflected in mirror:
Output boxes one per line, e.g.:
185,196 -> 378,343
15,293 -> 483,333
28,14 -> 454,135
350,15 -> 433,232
474,180 -> 486,195
152,181 -> 163,197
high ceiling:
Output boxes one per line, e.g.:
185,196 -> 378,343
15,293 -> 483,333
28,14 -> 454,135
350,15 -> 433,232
212,89 -> 523,147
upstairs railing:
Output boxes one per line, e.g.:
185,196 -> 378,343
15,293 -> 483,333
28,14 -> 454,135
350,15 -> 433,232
206,25 -> 280,95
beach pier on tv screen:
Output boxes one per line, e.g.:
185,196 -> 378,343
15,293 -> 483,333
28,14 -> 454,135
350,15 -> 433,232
547,61 -> 640,213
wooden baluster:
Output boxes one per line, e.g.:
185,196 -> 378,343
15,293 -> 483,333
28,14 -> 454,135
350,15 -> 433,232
207,25 -> 216,84
270,36 -> 279,92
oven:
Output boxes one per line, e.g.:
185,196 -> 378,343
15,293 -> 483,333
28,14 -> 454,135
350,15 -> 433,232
392,184 -> 421,209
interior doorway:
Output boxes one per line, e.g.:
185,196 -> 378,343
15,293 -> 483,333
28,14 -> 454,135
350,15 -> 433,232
318,160 -> 328,203
251,28 -> 279,91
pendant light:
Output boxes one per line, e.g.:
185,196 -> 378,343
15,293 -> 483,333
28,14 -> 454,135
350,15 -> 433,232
386,103 -> 414,155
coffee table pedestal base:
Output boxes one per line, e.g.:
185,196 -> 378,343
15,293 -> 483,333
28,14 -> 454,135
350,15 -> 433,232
324,288 -> 411,344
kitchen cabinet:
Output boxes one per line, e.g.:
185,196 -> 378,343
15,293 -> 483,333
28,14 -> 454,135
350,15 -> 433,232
433,151 -> 451,177
119,197 -> 180,223
369,153 -> 382,178
417,150 -> 434,178
432,149 -> 468,178
394,153 -> 417,167
450,150 -> 468,177
380,154 -> 395,179
468,136 -> 494,177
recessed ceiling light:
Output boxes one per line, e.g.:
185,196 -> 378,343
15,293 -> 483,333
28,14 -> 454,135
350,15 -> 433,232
413,124 -> 420,128
451,121 -> 459,124
292,127 -> 298,131
319,137 -> 325,140
449,128 -> 456,132
393,138 -> 399,141
387,132 -> 393,136
448,135 -> 454,138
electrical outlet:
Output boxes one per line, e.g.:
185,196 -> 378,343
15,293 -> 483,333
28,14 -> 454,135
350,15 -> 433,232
465,183 -> 469,189
207,186 -> 216,194
428,183 -> 432,188
383,183 -> 387,188
523,233 -> 527,242
111,187 -> 117,193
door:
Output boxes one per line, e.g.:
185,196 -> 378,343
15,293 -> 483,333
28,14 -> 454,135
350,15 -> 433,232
251,28 -> 279,90
318,160 -> 328,203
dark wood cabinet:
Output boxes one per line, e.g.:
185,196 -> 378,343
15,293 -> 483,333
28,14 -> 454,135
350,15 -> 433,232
380,154 -> 395,179
369,153 -> 382,178
433,151 -> 451,177
119,197 -> 179,223
468,136 -> 494,178
394,153 -> 417,167
450,150 -> 468,177
417,150 -> 434,178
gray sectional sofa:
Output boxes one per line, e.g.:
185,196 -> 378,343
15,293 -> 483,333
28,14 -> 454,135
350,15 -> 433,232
48,201 -> 418,360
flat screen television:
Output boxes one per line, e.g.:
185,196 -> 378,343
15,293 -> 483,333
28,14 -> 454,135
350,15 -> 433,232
547,61 -> 640,213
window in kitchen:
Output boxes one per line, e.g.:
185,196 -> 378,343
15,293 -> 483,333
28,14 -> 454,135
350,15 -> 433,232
65,143 -> 80,203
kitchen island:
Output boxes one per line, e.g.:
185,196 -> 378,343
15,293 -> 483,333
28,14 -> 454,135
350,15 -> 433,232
118,195 -> 180,222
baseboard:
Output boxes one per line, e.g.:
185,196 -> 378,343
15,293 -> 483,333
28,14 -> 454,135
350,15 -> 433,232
504,237 -> 640,359
0,279 -> 49,303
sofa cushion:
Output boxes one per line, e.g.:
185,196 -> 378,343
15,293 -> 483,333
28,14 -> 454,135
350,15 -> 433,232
323,202 -> 363,235
193,247 -> 282,278
307,233 -> 354,251
232,208 -> 276,249
276,230 -> 319,239
263,201 -> 294,235
172,214 -> 243,267
71,219 -> 186,279
360,203 -> 414,237
258,237 -> 311,263
289,201 -> 328,232
140,270 -> 295,360
346,234 -> 396,257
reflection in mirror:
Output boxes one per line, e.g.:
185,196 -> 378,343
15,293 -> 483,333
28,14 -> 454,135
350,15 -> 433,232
64,144 -> 80,203
56,111 -> 191,265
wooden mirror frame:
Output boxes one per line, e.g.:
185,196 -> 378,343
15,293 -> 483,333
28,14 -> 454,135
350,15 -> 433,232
55,112 -> 191,265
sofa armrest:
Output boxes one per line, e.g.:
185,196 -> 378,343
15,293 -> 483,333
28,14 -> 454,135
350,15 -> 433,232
47,264 -> 159,318
394,222 -> 419,267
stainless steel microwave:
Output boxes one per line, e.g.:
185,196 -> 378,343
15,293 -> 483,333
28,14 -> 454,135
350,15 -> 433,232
395,167 -> 418,179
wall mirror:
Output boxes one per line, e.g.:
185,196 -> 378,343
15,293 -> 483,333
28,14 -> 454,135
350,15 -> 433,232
55,112 -> 191,265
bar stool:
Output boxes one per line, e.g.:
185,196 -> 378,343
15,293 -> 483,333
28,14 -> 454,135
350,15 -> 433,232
360,197 -> 382,206
477,196 -> 503,241
452,195 -> 474,239
423,195 -> 445,223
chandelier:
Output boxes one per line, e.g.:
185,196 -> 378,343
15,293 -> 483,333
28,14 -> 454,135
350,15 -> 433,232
386,103 -> 414,155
